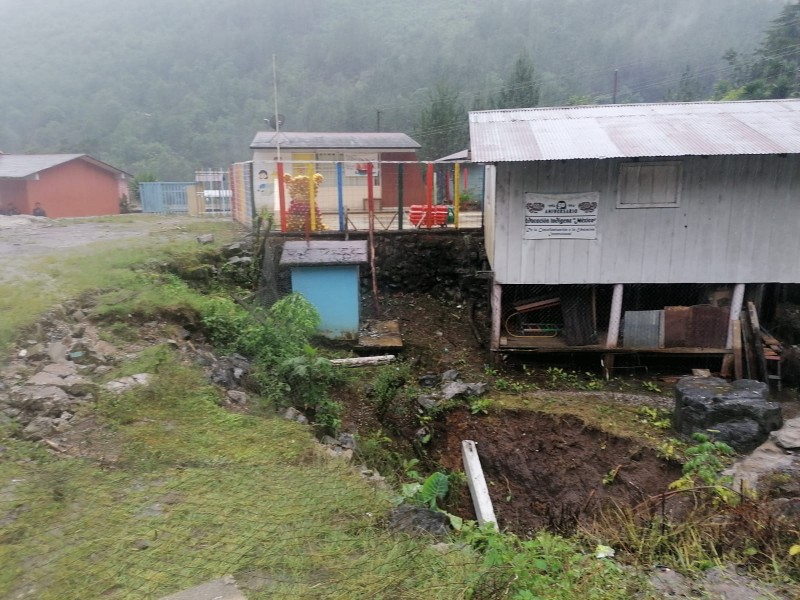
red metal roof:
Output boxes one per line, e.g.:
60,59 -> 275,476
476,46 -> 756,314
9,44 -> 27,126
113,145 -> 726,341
469,100 -> 800,162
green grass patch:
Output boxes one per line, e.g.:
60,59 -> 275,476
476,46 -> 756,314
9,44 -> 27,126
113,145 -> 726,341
0,350 -> 481,599
0,218 -> 238,352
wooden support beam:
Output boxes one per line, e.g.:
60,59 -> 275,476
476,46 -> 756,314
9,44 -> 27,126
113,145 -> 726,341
747,301 -> 768,383
491,281 -> 502,352
732,319 -> 743,381
603,284 -> 624,376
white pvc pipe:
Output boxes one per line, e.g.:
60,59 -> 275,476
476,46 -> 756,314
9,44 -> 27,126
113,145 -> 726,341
461,440 -> 497,527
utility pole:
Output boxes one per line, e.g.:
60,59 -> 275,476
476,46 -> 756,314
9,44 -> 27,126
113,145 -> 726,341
612,69 -> 619,104
376,109 -> 382,132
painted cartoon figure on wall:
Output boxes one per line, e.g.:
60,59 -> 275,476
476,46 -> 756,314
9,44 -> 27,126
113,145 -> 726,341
257,169 -> 269,192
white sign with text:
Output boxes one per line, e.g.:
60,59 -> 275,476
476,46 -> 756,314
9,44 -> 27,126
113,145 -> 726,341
523,192 -> 600,240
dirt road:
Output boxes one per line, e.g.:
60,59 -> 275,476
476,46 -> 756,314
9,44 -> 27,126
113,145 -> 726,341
0,214 -> 214,283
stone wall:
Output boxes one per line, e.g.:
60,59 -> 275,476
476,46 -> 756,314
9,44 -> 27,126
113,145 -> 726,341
269,229 -> 488,304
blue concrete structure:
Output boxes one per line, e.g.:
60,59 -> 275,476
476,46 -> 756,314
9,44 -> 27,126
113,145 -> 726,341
280,240 -> 368,339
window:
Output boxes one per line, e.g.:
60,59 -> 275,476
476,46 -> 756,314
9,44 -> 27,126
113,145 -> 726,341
617,161 -> 682,208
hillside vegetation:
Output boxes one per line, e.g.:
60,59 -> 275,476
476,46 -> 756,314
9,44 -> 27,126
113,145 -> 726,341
0,0 -> 787,178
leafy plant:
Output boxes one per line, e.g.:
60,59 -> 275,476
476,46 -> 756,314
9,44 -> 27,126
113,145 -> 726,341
636,406 -> 671,430
470,397 -> 493,415
670,432 -> 736,501
462,524 -> 637,599
642,380 -> 662,393
398,471 -> 450,510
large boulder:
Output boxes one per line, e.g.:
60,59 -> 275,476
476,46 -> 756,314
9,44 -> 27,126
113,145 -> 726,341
674,377 -> 783,453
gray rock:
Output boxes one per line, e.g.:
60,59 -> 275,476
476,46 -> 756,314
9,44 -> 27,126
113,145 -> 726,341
226,390 -> 248,404
196,233 -> 215,244
771,416 -> 800,450
417,394 -> 438,410
338,433 -> 356,450
159,576 -> 246,600
441,381 -> 488,400
27,372 -> 68,387
388,504 -> 450,540
441,382 -> 471,400
103,374 -> 151,393
673,377 -> 782,453
22,416 -> 55,440
47,341 -> 69,363
282,407 -> 308,424
226,256 -> 253,265
42,363 -> 77,377
441,369 -> 459,382
418,373 -> 440,387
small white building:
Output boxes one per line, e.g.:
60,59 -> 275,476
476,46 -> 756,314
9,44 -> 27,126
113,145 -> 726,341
470,100 -> 800,363
249,131 -> 424,213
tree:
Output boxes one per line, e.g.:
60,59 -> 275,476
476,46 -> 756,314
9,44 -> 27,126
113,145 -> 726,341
494,51 -> 540,109
414,82 -> 468,161
716,1 -> 800,99
664,65 -> 704,102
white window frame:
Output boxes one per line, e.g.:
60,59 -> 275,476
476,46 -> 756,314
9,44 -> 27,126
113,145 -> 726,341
616,160 -> 682,208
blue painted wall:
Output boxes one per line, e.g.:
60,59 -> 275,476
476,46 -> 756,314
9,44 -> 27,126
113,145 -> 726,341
290,265 -> 361,338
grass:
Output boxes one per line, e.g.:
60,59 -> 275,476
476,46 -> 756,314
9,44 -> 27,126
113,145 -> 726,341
0,219 -> 673,598
0,346 -> 480,599
494,391 -> 676,448
0,216 -> 238,351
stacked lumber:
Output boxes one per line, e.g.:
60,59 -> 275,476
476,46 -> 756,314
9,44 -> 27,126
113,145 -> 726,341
730,302 -> 783,385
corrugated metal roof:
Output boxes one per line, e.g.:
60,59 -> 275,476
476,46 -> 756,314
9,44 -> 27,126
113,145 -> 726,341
0,154 -> 85,178
280,240 -> 368,266
0,154 -> 130,178
250,131 -> 420,150
469,100 -> 800,162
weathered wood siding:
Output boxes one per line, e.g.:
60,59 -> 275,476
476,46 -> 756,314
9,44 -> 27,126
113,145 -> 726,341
490,155 -> 800,284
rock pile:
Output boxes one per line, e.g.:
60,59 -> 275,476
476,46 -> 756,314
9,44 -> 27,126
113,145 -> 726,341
673,376 -> 783,453
0,302 -> 124,444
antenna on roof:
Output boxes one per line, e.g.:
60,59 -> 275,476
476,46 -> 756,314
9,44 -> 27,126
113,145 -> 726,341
272,54 -> 282,161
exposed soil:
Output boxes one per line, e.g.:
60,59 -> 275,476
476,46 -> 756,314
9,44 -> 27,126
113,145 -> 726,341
339,289 -> 689,537
431,408 -> 682,536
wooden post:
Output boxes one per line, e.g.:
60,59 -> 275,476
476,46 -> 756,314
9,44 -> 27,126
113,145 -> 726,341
491,281 -> 502,352
425,163 -> 434,229
603,284 -> 624,376
367,162 -> 379,315
732,319 -> 743,380
726,284 -> 746,348
397,163 -> 404,231
748,301 -> 768,382
307,163 -> 317,232
277,162 -> 287,232
454,162 -> 461,228
336,162 -> 345,231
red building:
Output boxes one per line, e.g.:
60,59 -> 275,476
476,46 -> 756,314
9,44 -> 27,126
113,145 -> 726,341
0,154 -> 129,217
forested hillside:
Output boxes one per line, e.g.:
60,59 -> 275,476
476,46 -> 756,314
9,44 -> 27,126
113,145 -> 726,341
0,0 -> 789,179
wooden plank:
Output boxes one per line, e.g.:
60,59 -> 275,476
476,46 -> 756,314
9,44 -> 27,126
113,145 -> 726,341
748,301 -> 768,382
514,297 -> 560,312
732,320 -> 743,380
740,310 -> 754,380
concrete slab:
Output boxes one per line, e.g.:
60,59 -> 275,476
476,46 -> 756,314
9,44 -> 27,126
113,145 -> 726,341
159,576 -> 247,600
357,320 -> 403,351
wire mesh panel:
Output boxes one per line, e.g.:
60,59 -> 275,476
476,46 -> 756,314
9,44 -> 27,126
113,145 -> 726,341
500,283 -> 735,351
